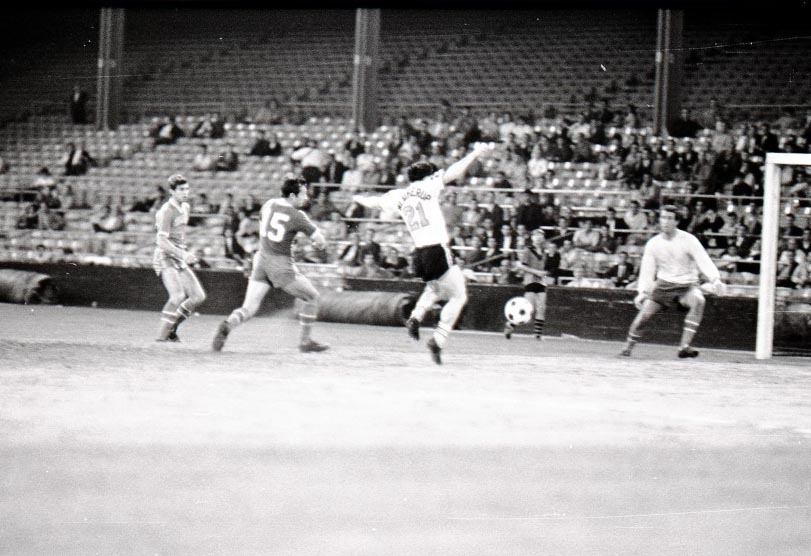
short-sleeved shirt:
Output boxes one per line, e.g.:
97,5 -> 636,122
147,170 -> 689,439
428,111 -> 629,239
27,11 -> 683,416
258,199 -> 317,256
155,198 -> 190,256
378,171 -> 448,248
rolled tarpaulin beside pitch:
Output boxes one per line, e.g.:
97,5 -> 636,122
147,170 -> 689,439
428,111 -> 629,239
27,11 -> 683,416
0,269 -> 58,304
312,290 -> 415,327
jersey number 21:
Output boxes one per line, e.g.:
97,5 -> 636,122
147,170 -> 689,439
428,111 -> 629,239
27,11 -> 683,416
403,202 -> 429,231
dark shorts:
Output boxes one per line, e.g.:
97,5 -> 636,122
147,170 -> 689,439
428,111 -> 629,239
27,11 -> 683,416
412,244 -> 453,282
524,282 -> 546,294
250,251 -> 299,289
650,281 -> 698,311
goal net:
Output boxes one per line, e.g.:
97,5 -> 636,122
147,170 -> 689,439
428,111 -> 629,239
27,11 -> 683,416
757,152 -> 811,359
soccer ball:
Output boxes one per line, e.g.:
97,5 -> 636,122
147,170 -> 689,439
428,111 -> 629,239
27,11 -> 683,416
504,296 -> 534,326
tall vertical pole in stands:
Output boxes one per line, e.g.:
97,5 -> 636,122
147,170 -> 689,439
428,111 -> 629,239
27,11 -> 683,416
653,9 -> 683,136
96,8 -> 125,130
352,9 -> 381,133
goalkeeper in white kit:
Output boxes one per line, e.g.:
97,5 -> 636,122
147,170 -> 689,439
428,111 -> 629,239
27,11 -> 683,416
621,204 -> 726,358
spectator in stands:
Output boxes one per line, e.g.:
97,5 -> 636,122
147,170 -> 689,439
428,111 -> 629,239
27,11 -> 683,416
462,235 -> 485,268
248,129 -> 282,157
781,213 -> 804,238
344,133 -> 366,158
130,185 -> 166,213
550,216 -> 574,248
150,116 -> 185,145
350,252 -> 393,279
359,228 -> 382,264
192,113 -> 217,139
799,228 -> 811,255
572,219 -> 602,252
16,203 -> 40,230
340,156 -> 364,192
693,207 -> 726,249
623,104 -> 640,129
699,98 -> 722,130
322,151 -> 347,190
623,200 -> 648,231
253,98 -> 283,125
234,210 -> 259,255
192,144 -> 217,172
320,209 -> 348,242
791,251 -> 809,289
728,223 -> 754,258
460,198 -> 484,232
669,108 -> 702,138
603,251 -> 636,288
69,83 -> 89,124
549,136 -> 573,163
32,166 -> 56,189
571,133 -> 593,163
61,141 -> 96,176
379,245 -> 409,277
216,143 -> 239,172
718,244 -> 741,273
291,138 -> 328,186
479,191 -> 504,228
492,170 -> 513,190
565,264 -> 598,288
91,204 -> 126,233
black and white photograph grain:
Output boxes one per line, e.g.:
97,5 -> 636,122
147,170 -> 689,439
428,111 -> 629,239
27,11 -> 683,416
1,3 -> 810,555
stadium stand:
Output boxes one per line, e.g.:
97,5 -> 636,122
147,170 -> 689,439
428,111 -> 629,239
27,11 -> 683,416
2,8 -> 811,299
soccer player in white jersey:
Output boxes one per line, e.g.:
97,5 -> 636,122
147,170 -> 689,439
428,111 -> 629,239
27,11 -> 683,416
621,204 -> 726,358
353,142 -> 495,364
153,174 -> 206,341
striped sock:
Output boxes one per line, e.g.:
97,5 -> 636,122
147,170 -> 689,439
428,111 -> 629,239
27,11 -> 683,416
433,323 -> 452,349
226,307 -> 250,328
172,300 -> 194,331
534,318 -> 545,338
157,310 -> 178,340
299,301 -> 318,343
626,332 -> 640,349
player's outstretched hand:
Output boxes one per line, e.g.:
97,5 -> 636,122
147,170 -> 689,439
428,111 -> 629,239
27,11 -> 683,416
472,142 -> 496,155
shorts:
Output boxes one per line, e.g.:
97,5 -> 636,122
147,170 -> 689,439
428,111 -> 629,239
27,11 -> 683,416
412,244 -> 453,282
249,251 -> 299,289
153,248 -> 187,276
524,282 -> 546,294
649,280 -> 698,311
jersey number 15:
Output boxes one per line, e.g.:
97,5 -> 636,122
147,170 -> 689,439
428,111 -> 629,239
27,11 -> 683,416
265,212 -> 290,242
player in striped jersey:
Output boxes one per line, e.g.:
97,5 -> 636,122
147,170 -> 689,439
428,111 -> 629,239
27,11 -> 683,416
505,228 -> 548,340
212,175 -> 329,353
620,204 -> 726,358
353,142 -> 495,364
153,174 -> 207,342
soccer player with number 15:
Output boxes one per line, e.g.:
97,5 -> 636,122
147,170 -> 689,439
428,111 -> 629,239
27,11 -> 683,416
212,176 -> 329,353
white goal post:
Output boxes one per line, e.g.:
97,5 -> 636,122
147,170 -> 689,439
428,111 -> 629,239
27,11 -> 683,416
756,152 -> 811,359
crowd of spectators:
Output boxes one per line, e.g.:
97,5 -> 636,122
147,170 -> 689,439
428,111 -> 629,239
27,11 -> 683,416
5,100 -> 811,293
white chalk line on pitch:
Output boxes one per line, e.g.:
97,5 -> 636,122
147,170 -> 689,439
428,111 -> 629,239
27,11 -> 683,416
363,504 -> 811,524
451,328 -> 753,356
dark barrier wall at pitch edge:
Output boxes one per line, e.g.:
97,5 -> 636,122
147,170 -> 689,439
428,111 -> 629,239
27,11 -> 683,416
1,264 -> 758,350
345,279 -> 758,350
545,286 -> 759,351
0,262 -> 295,315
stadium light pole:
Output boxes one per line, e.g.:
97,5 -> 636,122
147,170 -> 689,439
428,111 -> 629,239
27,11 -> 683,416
351,9 -> 381,133
96,8 -> 125,130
